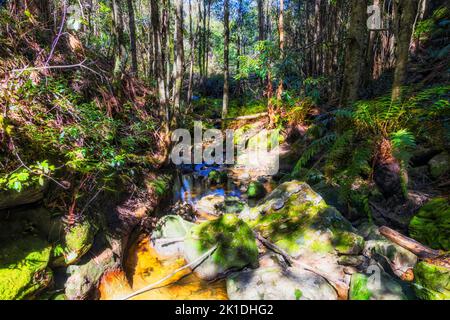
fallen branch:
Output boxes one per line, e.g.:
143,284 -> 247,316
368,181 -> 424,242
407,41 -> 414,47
379,226 -> 442,259
120,244 -> 218,300
11,144 -> 69,190
253,230 -> 348,299
10,59 -> 104,80
216,112 -> 268,123
292,260 -> 349,300
253,230 -> 293,266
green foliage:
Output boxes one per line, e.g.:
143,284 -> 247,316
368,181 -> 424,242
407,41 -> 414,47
0,161 -> 55,192
293,85 -> 449,211
409,198 -> 450,251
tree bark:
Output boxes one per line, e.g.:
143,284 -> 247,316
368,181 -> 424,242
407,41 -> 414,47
276,0 -> 284,101
379,226 -> 442,259
391,0 -> 419,102
257,0 -> 265,41
111,0 -> 127,79
172,0 -> 185,116
126,0 -> 138,74
340,0 -> 368,107
222,0 -> 230,123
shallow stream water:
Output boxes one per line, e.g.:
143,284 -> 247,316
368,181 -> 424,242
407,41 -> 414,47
100,163 -> 275,300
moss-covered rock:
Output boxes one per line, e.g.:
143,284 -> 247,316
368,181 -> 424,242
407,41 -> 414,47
248,181 -> 364,257
0,236 -> 52,300
409,198 -> 450,251
208,170 -> 227,185
184,214 -> 259,280
349,271 -> 409,300
53,220 -> 97,266
428,152 -> 449,179
247,181 -> 266,199
0,184 -> 47,211
414,260 -> 450,300
216,196 -> 246,214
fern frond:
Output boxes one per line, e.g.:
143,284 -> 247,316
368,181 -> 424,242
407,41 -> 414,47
292,133 -> 336,176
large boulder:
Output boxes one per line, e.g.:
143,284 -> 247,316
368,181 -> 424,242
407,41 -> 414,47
428,152 -> 449,179
65,236 -> 121,300
409,198 -> 450,251
414,260 -> 450,300
0,236 -> 52,300
0,184 -> 47,211
184,214 -> 259,280
227,254 -> 338,300
246,181 -> 364,257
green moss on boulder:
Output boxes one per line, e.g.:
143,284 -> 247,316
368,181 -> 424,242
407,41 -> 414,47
0,236 -> 52,300
414,261 -> 450,300
349,271 -> 408,300
53,220 -> 97,266
409,198 -> 450,251
247,181 -> 266,199
208,170 -> 227,185
249,181 -> 364,257
184,214 -> 259,280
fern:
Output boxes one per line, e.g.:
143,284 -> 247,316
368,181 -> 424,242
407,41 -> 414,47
292,133 -> 336,176
390,129 -> 416,165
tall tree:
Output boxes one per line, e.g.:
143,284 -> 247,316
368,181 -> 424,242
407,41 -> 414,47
111,0 -> 127,78
340,0 -> 368,106
222,0 -> 230,122
276,0 -> 284,101
172,0 -> 185,115
126,0 -> 138,74
257,0 -> 265,41
391,0 -> 419,101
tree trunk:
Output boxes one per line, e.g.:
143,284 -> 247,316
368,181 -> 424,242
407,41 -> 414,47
126,0 -> 138,74
222,0 -> 230,123
186,0 -> 197,109
340,0 -> 368,107
257,0 -> 265,41
111,0 -> 127,79
172,0 -> 184,117
276,0 -> 284,101
391,0 -> 419,102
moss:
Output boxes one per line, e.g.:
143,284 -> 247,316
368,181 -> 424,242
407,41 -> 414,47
247,181 -> 266,199
252,194 -> 363,256
53,220 -> 97,266
0,236 -> 52,300
409,198 -> 450,251
349,273 -> 372,300
208,170 -> 227,185
333,231 -> 365,255
187,214 -> 259,271
414,261 -> 450,300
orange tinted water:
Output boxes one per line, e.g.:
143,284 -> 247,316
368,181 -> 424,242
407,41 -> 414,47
99,237 -> 228,300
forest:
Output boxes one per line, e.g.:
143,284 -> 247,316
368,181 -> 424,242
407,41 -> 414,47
0,0 -> 449,301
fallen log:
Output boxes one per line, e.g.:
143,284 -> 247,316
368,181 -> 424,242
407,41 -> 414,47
379,226 -> 442,260
212,112 -> 269,123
